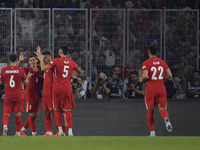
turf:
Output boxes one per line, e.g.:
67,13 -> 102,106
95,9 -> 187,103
0,136 -> 199,150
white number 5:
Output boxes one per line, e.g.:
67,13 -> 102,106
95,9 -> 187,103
9,75 -> 15,88
63,65 -> 69,78
151,66 -> 163,80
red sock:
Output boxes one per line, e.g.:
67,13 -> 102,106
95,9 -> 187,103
2,115 -> 9,126
53,116 -> 58,131
29,116 -> 36,132
62,126 -> 67,133
147,111 -> 154,131
65,110 -> 73,129
159,110 -> 169,119
54,110 -> 62,127
16,116 -> 22,132
45,115 -> 52,132
23,116 -> 30,129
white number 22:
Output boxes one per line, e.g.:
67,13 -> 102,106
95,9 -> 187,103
151,66 -> 163,80
63,65 -> 69,78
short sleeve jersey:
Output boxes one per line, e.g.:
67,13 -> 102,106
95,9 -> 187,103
142,57 -> 169,94
23,67 -> 43,94
43,68 -> 54,95
49,57 -> 79,91
0,66 -> 26,100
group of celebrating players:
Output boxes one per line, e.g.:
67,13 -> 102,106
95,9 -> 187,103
0,44 -> 172,137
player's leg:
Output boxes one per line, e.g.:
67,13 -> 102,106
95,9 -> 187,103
145,95 -> 156,137
2,100 -> 13,136
29,111 -> 40,136
158,103 -> 172,132
61,112 -> 67,134
14,100 -> 24,136
54,108 -> 64,136
2,113 -> 10,136
43,110 -> 53,136
64,109 -> 73,136
15,112 -> 22,136
20,99 -> 30,135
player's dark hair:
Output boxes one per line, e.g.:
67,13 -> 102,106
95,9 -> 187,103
193,70 -> 200,75
42,51 -> 51,55
130,71 -> 139,76
9,54 -> 18,62
28,53 -> 37,60
148,45 -> 158,55
59,45 -> 70,55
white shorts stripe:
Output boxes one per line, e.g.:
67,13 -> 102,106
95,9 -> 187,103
26,101 -> 29,112
144,97 -> 148,109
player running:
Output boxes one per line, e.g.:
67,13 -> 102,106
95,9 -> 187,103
17,53 -> 43,136
41,51 -> 67,136
35,45 -> 81,136
0,54 -> 32,136
140,45 -> 173,137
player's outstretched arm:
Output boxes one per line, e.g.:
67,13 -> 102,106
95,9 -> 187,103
140,70 -> 148,82
35,46 -> 52,71
164,68 -> 172,81
76,68 -> 82,75
23,71 -> 32,86
17,52 -> 26,67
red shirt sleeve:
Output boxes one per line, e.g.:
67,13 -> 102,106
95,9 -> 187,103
73,61 -> 79,71
142,61 -> 148,71
21,68 -> 27,82
49,58 -> 57,68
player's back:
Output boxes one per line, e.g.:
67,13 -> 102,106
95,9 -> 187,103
1,66 -> 25,100
49,57 -> 79,91
43,68 -> 54,95
142,57 -> 168,94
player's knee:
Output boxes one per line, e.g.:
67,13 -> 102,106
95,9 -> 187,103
15,112 -> 21,116
63,109 -> 71,112
4,113 -> 10,117
147,109 -> 154,112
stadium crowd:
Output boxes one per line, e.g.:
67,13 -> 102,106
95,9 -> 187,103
0,0 -> 200,99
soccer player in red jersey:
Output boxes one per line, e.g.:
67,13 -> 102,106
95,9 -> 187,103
17,53 -> 43,136
140,45 -> 173,137
35,45 -> 81,136
41,51 -> 67,136
0,54 -> 32,136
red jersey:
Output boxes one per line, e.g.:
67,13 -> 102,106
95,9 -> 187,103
142,57 -> 169,94
48,57 -> 79,91
43,68 -> 54,95
23,67 -> 43,94
0,66 -> 26,101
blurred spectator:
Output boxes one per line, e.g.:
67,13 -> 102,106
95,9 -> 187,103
91,72 -> 110,99
33,0 -> 43,8
17,9 -> 41,44
165,78 -> 182,99
80,69 -> 91,98
84,0 -> 103,9
65,0 -> 77,20
147,28 -> 160,47
95,53 -> 111,78
71,76 -> 85,99
124,71 -> 145,99
107,66 -> 123,99
186,70 -> 200,98
103,42 -> 115,67
132,58 -> 142,77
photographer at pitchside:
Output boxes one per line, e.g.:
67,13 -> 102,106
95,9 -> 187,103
91,72 -> 110,99
71,76 -> 85,99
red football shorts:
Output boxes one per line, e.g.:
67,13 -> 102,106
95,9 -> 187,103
53,90 -> 75,110
24,92 -> 40,112
144,93 -> 167,110
42,94 -> 54,112
4,100 -> 24,114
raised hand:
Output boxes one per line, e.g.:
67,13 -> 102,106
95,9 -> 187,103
34,46 -> 43,62
19,52 -> 26,61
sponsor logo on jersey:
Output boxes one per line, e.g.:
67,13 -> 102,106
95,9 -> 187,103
153,61 -> 160,65
5,70 -> 19,74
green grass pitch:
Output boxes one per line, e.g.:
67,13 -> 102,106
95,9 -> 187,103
0,136 -> 200,150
